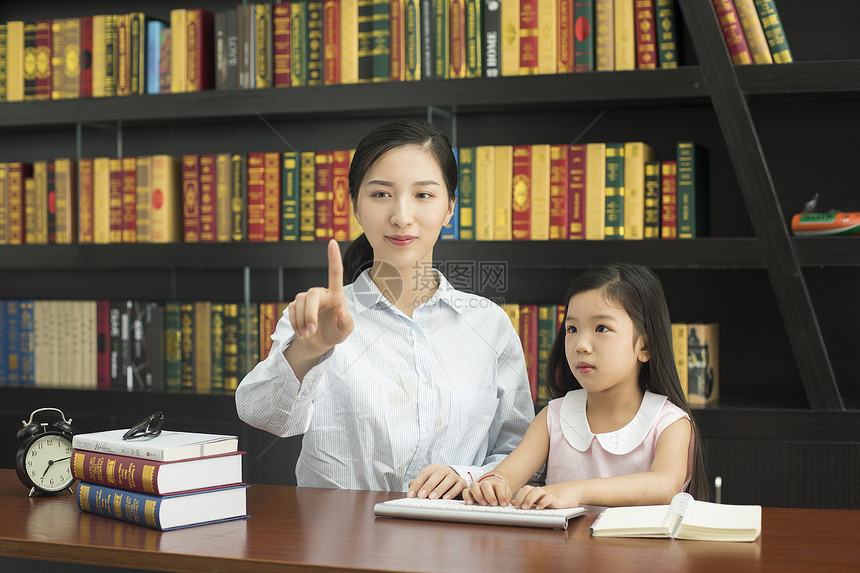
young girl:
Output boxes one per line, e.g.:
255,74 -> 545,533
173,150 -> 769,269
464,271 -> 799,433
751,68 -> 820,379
464,264 -> 707,509
235,119 -> 534,499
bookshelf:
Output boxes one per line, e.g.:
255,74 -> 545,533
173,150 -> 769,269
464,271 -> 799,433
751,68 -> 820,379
1,1 -> 858,508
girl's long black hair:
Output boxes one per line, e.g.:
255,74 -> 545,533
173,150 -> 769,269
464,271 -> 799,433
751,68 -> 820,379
545,264 -> 709,501
342,119 -> 458,282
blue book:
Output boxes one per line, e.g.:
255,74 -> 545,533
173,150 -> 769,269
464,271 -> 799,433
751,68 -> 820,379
0,301 -> 7,384
77,482 -> 249,530
5,300 -> 19,385
146,20 -> 166,94
440,147 -> 459,241
18,300 -> 34,386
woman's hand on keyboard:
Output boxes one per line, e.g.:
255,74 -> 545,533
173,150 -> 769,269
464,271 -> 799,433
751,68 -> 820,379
407,464 -> 467,500
463,474 -> 513,507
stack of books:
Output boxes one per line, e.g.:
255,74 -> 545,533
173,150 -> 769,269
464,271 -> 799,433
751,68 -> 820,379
70,428 -> 247,530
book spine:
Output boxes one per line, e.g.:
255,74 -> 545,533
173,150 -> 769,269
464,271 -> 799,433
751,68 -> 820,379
116,14 -> 130,96
389,0 -> 404,82
519,304 -> 538,403
282,152 -> 300,241
671,322 -> 688,398
0,163 -> 7,244
567,144 -> 586,239
572,0 -> 593,72
239,302 -> 260,373
18,300 -> 35,385
711,0 -> 753,65
46,161 -> 55,244
308,1 -> 324,85
530,144 -> 550,241
104,15 -> 118,96
623,141 -> 655,240
482,0 -> 500,77
92,158 -> 110,244
215,154 -> 232,242
449,0 -> 466,79
549,144 -> 569,240
29,162 -> 47,245
519,0 -> 539,74
179,302 -> 195,392
263,152 -> 282,242
146,302 -> 165,392
457,146 -> 476,240
72,450 -> 162,494
753,0 -> 792,63
687,323 -> 719,406
604,142 -> 625,239
5,301 -> 20,383
159,28 -> 171,93
634,0 -> 658,69
34,20 -> 52,100
7,163 -> 29,245
431,0 -> 447,79
23,22 -> 37,100
215,11 -> 227,89
108,158 -> 123,243
225,9 -> 239,89
223,303 -> 240,393
121,157 -> 137,243
193,301 -> 211,394
558,0 -> 574,73
6,22 -> 24,102
537,0 -> 557,75
0,302 -> 6,383
186,10 -> 215,91
247,152 -> 266,242
130,13 -> 146,95
493,145 -> 513,240
372,0 -> 391,81
55,158 -> 76,244
211,302 -> 225,393
511,145 -> 531,240
254,4 -> 273,88
419,0 -> 435,79
358,0 -> 375,81
0,25 -> 7,102
274,4 -> 292,87
259,303 -> 277,359
181,155 -> 200,243
230,154 -> 247,241
80,17 -> 93,97
332,150 -> 351,241
404,0 -> 421,80
148,20 -> 165,94
151,155 -> 182,243
77,482 -> 165,529
135,156 -> 151,243
644,161 -> 661,239
474,145 -> 495,240
676,142 -> 708,239
199,154 -> 217,242
322,0 -> 341,84
163,301 -> 182,392
594,0 -> 613,71
613,0 -> 635,70
733,0 -> 772,64
51,19 -> 65,100
660,160 -> 678,239
536,305 -> 556,408
341,0 -> 359,84
314,151 -> 335,241
129,301 -> 148,391
291,2 -> 308,86
655,0 -> 679,68
299,151 -> 316,241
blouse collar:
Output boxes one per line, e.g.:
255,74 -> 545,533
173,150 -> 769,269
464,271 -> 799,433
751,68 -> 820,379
559,389 -> 668,454
350,268 -> 463,315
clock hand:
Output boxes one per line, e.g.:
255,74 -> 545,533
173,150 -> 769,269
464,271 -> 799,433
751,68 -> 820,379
39,457 -> 72,479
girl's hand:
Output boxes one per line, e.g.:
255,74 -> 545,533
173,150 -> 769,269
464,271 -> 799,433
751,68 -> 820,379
462,474 -> 513,506
513,484 -> 578,510
288,239 -> 355,354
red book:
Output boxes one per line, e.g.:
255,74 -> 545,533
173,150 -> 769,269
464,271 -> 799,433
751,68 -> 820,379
181,155 -> 200,242
660,160 -> 678,239
96,300 -> 111,389
186,9 -> 215,91
331,149 -> 351,241
511,145 -> 531,240
520,304 -> 539,403
109,158 -> 123,243
199,154 -> 216,242
568,144 -> 586,239
519,0 -> 539,73
35,20 -> 52,100
78,158 -> 94,243
46,161 -> 56,243
558,0 -> 575,73
549,144 -> 569,239
635,0 -> 658,69
80,17 -> 93,98
121,157 -> 137,243
711,0 -> 752,65
6,162 -> 31,245
273,2 -> 292,87
389,0 -> 404,81
263,152 -> 281,241
324,0 -> 341,84
314,151 -> 334,241
448,0 -> 465,78
246,152 -> 266,242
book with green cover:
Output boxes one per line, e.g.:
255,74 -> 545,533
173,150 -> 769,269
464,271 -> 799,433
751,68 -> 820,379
307,1 -> 323,85
676,142 -> 709,239
282,151 -> 300,241
371,0 -> 391,81
465,0 -> 482,77
753,0 -> 792,63
290,1 -> 308,86
433,0 -> 448,78
655,0 -> 680,68
604,142 -> 625,239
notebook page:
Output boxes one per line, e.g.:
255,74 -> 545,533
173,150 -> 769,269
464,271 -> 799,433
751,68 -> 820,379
679,501 -> 762,541
589,503 -> 678,537
668,492 -> 695,537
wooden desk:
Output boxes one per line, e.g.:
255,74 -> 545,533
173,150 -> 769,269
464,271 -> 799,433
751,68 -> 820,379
0,470 -> 857,573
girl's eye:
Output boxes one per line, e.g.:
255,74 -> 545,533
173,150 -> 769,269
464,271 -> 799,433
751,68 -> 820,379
596,325 -> 610,333
566,325 -> 577,334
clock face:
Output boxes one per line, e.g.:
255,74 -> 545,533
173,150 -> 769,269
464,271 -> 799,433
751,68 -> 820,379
23,433 -> 75,493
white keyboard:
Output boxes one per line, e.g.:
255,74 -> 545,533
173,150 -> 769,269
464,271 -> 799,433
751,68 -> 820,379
374,497 -> 587,530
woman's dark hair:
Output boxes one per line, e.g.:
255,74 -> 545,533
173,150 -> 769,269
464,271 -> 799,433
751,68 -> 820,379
545,264 -> 709,501
343,119 -> 458,281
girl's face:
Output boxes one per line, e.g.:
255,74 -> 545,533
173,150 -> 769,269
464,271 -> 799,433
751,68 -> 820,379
354,145 -> 454,272
564,288 -> 649,394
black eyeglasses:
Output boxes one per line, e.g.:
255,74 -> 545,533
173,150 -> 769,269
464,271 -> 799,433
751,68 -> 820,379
122,411 -> 165,440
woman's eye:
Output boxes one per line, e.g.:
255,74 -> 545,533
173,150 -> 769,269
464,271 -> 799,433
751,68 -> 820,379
370,191 -> 390,198
416,191 -> 432,199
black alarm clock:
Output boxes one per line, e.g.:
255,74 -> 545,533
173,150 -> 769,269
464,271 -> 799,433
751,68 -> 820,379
15,407 -> 77,497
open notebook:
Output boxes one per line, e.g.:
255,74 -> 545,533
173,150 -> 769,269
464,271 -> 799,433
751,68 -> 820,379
589,492 -> 761,542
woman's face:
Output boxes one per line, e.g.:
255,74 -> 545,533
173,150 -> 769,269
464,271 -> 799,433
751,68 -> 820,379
354,145 -> 454,272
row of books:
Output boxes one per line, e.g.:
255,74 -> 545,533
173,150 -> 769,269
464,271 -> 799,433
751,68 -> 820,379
72,428 -> 247,530
0,141 -> 708,246
713,0 -> 792,65
0,0 -> 696,103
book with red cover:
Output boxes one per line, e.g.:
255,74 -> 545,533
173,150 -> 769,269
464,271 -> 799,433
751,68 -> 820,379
80,16 -> 94,97
389,0 -> 404,81
263,152 -> 281,241
35,20 -> 52,100
519,304 -> 539,403
273,2 -> 292,86
108,159 -> 123,243
549,144 -> 569,239
324,0 -> 341,83
181,155 -> 200,242
568,144 -> 586,239
635,0 -> 657,69
711,0 -> 752,65
511,145 -> 531,240
449,0 -> 465,78
519,0 -> 539,74
246,152 -> 266,242
198,153 -> 216,242
660,160 -> 677,239
78,158 -> 94,243
121,157 -> 137,242
331,149 -> 351,241
314,151 -> 334,241
185,9 -> 215,91
71,449 -> 244,496
558,0 -> 574,73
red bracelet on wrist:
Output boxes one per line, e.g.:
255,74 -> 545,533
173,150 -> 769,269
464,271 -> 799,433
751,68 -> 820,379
477,473 -> 504,484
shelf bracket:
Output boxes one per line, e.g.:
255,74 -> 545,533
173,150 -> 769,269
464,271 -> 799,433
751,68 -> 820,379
677,0 -> 844,410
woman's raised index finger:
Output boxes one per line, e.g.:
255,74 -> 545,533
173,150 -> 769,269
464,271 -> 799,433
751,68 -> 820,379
327,239 -> 344,292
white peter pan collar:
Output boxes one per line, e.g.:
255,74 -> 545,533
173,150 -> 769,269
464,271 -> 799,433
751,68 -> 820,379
559,389 -> 668,454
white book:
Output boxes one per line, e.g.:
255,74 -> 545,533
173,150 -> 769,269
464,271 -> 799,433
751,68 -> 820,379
72,429 -> 238,462
589,492 -> 762,542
